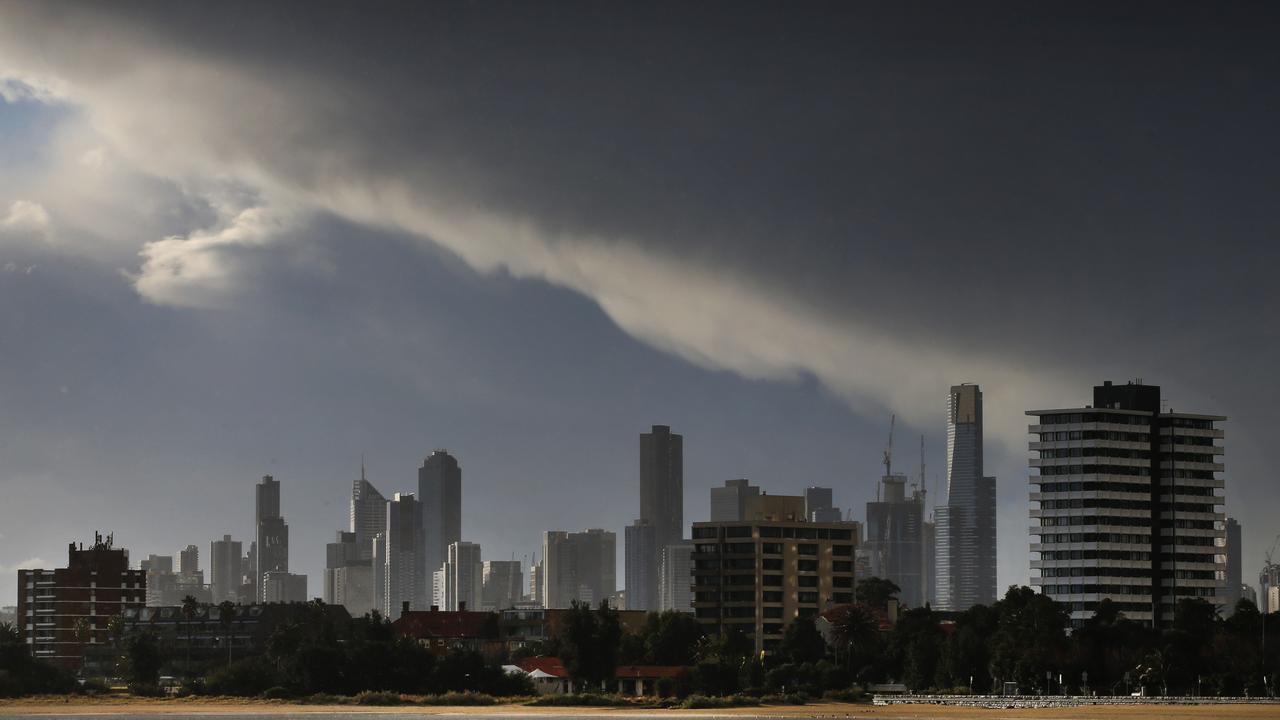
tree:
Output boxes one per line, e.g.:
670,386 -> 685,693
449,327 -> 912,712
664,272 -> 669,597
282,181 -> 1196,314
560,601 -> 620,689
778,615 -> 826,664
217,601 -> 237,666
988,587 -> 1069,693
72,617 -> 91,677
119,631 -> 163,687
181,594 -> 199,676
644,611 -> 704,666
854,577 -> 901,611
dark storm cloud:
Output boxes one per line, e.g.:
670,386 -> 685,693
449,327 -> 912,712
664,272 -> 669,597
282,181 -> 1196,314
0,2 -> 1277,596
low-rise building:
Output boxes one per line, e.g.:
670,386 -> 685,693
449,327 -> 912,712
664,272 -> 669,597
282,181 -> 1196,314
16,532 -> 147,670
392,606 -> 502,660
691,519 -> 856,654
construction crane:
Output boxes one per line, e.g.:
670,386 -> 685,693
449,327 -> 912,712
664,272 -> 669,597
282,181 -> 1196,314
880,414 -> 896,502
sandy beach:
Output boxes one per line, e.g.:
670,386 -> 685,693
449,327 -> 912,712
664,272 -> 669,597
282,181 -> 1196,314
2,699 -> 1280,719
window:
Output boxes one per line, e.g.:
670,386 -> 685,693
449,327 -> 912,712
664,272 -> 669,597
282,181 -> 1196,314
832,561 -> 853,573
725,526 -> 753,538
798,559 -> 818,572
762,558 -> 783,571
832,544 -> 853,556
798,592 -> 819,604
798,544 -> 819,555
761,543 -> 783,554
763,606 -> 783,618
798,576 -> 818,587
763,575 -> 783,587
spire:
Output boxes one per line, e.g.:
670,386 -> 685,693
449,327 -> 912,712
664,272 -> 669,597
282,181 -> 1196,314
361,452 -> 366,482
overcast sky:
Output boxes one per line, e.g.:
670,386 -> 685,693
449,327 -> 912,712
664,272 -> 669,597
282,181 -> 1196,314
1,2 -> 1278,606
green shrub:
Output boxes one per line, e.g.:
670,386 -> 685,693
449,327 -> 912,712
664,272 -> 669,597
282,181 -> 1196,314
822,687 -> 866,702
355,690 -> 405,705
417,691 -> 498,706
680,694 -> 760,708
127,682 -> 163,697
301,692 -> 348,704
760,691 -> 808,705
261,685 -> 294,699
75,677 -> 112,696
525,692 -> 632,706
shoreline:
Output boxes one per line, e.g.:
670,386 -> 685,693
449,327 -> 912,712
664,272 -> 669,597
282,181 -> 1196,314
2,699 -> 1280,718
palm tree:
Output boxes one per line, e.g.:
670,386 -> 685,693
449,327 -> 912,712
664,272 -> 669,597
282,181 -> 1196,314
180,595 -> 199,677
217,601 -> 236,666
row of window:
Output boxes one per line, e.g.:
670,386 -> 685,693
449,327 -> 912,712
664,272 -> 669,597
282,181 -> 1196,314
692,558 -> 854,572
1039,447 -> 1151,460
1038,532 -> 1152,545
1038,464 -> 1216,480
1040,567 -> 1220,580
1039,516 -> 1219,530
695,542 -> 854,556
1038,413 -> 1152,426
1040,584 -> 1151,596
692,526 -> 855,541
1037,481 -> 1219,497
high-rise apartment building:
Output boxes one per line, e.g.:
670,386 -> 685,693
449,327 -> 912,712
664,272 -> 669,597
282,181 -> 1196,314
16,533 -> 147,669
255,475 -> 289,602
691,519 -> 856,654
324,530 -> 375,615
418,450 -> 462,601
210,535 -> 243,603
625,519 -> 658,611
382,492 -> 425,617
936,384 -> 997,611
864,474 -> 927,607
711,479 -> 760,522
141,555 -> 174,607
481,560 -> 523,611
659,542 -> 694,613
1028,381 -> 1227,626
442,541 -> 483,611
923,517 -> 937,606
529,560 -> 543,605
542,529 -> 616,609
351,465 -> 388,562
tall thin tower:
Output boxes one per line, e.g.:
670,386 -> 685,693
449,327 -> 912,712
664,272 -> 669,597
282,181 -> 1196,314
935,385 -> 996,611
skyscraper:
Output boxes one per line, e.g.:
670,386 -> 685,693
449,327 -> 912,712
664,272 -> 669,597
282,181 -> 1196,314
350,463 -> 388,562
179,545 -> 199,575
481,560 -> 523,611
383,492 -> 424,617
210,535 -> 242,603
418,450 -> 462,601
710,479 -> 760,522
1224,517 -> 1242,615
624,519 -> 658,610
255,475 -> 289,602
542,529 -> 616,609
864,474 -> 927,607
1028,381 -> 1227,627
935,384 -> 997,611
640,425 -> 683,549
805,487 -> 843,522
443,541 -> 483,611
658,542 -> 694,613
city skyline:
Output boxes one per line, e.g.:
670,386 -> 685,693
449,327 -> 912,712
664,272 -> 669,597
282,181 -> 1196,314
2,2 -> 1279,613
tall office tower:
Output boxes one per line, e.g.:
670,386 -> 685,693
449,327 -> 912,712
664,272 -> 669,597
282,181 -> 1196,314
529,559 -> 544,605
1224,517 -> 1243,615
481,560 -> 524,611
443,541 -> 483,611
711,479 -> 761,521
1263,564 -> 1280,614
923,517 -> 937,606
624,519 -> 658,611
210,535 -> 242,602
255,475 -> 290,602
17,533 -> 146,670
936,384 -> 997,611
692,518 -> 856,654
542,529 -> 616,609
659,542 -> 694,613
383,492 -> 425,617
325,531 -> 374,615
140,555 -> 175,607
418,450 -> 462,595
864,474 -> 927,607
179,545 -> 199,575
350,464 -> 388,562
1029,381 -> 1227,627
641,425 -> 683,548
805,487 -> 841,522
